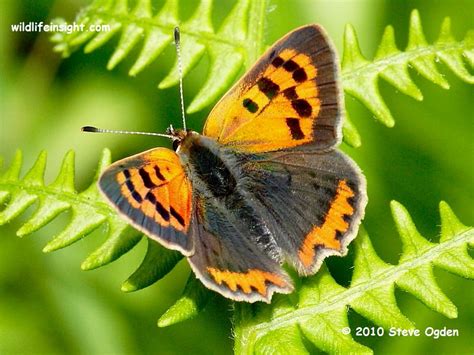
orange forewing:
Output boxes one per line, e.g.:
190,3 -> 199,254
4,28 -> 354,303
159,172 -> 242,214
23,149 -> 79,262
203,25 -> 341,153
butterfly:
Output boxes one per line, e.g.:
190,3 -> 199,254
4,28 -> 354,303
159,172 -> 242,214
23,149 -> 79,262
93,25 -> 367,303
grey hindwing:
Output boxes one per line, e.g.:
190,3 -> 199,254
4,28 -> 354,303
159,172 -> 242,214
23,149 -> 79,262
240,147 -> 367,274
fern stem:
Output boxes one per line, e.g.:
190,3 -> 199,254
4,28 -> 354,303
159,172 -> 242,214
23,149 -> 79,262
342,40 -> 470,83
246,0 -> 268,66
0,182 -> 116,219
86,8 -> 247,50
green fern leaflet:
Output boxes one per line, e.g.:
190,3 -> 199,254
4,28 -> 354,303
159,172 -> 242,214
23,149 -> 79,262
341,10 -> 474,145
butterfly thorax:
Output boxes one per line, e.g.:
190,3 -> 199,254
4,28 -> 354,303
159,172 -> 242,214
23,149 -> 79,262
177,132 -> 239,199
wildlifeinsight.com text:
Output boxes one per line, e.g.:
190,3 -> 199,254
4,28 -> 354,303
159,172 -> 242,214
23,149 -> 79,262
11,21 -> 110,34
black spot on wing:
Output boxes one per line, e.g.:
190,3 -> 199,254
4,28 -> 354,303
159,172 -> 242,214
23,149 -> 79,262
155,200 -> 170,221
131,191 -> 142,203
139,168 -> 155,189
170,206 -> 185,226
145,191 -> 169,221
283,87 -> 298,100
343,214 -> 353,224
292,99 -> 312,117
125,179 -> 135,193
257,77 -> 280,99
154,166 -> 166,180
283,59 -> 298,72
293,68 -> 307,82
145,191 -> 156,204
271,56 -> 284,67
250,285 -> 260,293
243,98 -> 259,113
125,177 -> 142,203
286,118 -> 305,140
123,169 -> 131,179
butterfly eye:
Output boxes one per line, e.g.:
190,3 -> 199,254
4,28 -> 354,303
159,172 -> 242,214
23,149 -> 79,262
172,139 -> 180,151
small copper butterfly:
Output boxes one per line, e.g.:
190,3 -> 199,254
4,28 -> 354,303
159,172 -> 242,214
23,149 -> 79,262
84,25 -> 367,303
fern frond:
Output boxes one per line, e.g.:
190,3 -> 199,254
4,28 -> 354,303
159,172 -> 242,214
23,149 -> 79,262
1,150 -> 472,351
53,3 -> 473,147
51,0 -> 268,113
341,9 -> 474,142
233,201 -> 473,354
0,150 -> 180,288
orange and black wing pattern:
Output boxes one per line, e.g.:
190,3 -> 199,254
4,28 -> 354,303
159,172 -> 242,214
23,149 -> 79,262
99,148 -> 193,255
203,25 -> 342,153
243,148 -> 367,275
187,195 -> 294,303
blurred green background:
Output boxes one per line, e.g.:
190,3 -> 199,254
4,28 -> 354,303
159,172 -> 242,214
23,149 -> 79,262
1,0 -> 473,354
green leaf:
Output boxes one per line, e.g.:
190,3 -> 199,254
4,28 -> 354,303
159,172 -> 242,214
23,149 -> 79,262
121,239 -> 182,292
341,9 -> 474,138
349,228 -> 413,330
81,225 -> 142,271
342,111 -> 362,148
233,201 -> 473,354
50,0 -> 267,114
157,274 -> 214,327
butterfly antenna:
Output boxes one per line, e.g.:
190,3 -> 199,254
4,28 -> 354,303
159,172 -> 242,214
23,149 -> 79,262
81,126 -> 174,139
174,26 -> 187,131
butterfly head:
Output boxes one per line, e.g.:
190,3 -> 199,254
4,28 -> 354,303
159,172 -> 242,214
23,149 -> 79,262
165,125 -> 187,151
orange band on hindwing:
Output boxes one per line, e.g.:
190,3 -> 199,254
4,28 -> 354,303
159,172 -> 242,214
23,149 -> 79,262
299,180 -> 355,267
207,267 -> 287,296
